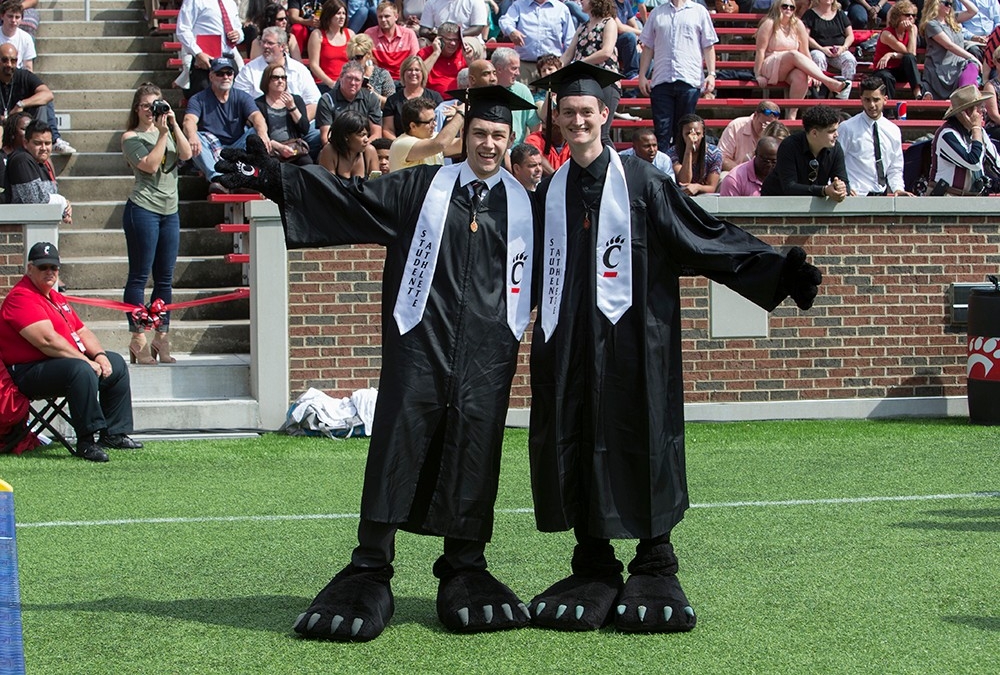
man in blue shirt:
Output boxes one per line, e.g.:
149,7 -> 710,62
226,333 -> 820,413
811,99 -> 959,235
498,0 -> 575,83
182,57 -> 270,193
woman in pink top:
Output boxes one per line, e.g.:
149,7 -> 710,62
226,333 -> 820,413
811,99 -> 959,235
755,0 -> 851,118
308,0 -> 354,93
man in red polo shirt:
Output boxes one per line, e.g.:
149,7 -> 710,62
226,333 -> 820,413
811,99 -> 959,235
0,242 -> 142,462
365,1 -> 418,80
418,22 -> 470,95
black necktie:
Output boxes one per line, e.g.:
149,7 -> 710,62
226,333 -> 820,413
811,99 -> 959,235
873,120 -> 886,191
469,180 -> 487,230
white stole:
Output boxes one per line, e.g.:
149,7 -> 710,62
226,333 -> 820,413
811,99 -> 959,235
393,163 -> 534,339
541,150 -> 631,342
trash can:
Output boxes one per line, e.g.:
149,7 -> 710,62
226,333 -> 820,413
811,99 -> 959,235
966,286 -> 1000,425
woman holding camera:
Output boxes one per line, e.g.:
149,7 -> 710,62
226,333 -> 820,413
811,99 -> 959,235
120,83 -> 192,364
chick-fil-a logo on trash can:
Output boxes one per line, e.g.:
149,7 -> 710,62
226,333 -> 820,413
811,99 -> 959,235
968,336 -> 1000,381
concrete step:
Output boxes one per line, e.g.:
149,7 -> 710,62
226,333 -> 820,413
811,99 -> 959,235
35,20 -> 147,38
58,226 -> 238,257
41,52 -> 169,72
37,0 -> 143,10
67,200 -> 226,230
63,287 -> 249,322
53,88 -> 185,110
59,255 -> 244,289
53,152 -> 132,177
134,398 -> 261,435
44,70 -> 177,90
39,8 -> 144,22
58,175 -> 212,202
124,353 -> 253,399
86,319 -> 250,355
36,35 -> 166,54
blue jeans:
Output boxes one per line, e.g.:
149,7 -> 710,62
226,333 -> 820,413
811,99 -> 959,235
649,80 -> 700,148
193,128 -> 256,180
617,32 -> 639,79
347,0 -> 377,33
123,200 -> 180,331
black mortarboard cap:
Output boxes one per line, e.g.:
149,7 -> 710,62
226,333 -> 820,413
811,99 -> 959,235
445,85 -> 536,127
529,61 -> 623,101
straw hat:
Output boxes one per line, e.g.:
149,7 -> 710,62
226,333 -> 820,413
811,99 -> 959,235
943,85 -> 992,119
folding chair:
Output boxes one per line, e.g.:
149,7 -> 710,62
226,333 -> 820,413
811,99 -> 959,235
27,398 -> 74,453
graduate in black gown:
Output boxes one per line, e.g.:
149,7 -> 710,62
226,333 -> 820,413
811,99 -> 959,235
215,86 -> 537,642
526,62 -> 823,633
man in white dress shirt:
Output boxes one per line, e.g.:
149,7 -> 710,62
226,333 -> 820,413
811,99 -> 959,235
836,76 -> 911,196
234,27 -> 320,118
176,0 -> 244,95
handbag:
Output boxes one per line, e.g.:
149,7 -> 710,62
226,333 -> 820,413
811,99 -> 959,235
716,0 -> 738,13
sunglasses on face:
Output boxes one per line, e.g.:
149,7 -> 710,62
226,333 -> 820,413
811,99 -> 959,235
352,54 -> 368,60
275,15 -> 287,21
761,109 -> 781,117
215,70 -> 235,77
35,265 -> 59,272
941,1 -> 953,6
270,74 -> 287,80
808,158 -> 819,183
780,4 -> 795,9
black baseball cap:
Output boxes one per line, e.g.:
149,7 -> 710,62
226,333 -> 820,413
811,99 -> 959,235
28,241 -> 60,267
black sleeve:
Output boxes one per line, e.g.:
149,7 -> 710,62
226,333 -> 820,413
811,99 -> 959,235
293,95 -> 310,136
773,137 -> 823,197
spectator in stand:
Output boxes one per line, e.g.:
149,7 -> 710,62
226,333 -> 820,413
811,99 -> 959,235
618,126 -> 676,177
0,110 -> 29,187
347,0 -> 378,33
872,1 -> 923,100
499,0 -> 575,85
960,0 -> 1000,57
668,113 -> 720,195
400,0 -> 425,33
720,136 -> 780,196
386,96 -> 464,170
364,1 -> 419,80
315,60 -> 384,143
348,33 -> 395,107
491,47 -> 536,142
803,0 -> 857,95
468,58 -> 499,86
236,27 -> 321,119
176,0 -> 245,96
256,63 -> 315,165
930,85 -> 999,194
0,44 -> 73,154
718,100 -> 782,171
420,22 -> 471,95
763,119 -> 791,139
17,0 -> 35,36
182,57 -> 270,194
250,4 -> 303,61
120,83 -> 192,366
836,76 -> 910,195
562,0 -> 620,146
638,0 -> 718,147
919,0 -> 981,101
754,2 -> 851,120
845,0 -> 889,29
319,109 -> 380,176
371,136 -> 392,172
0,2 -> 35,72
382,54 -> 443,139
3,119 -> 69,221
0,242 -> 142,463
613,0 -> 640,79
309,0 -> 354,94
761,104 -> 850,200
529,53 -> 561,121
510,142 -> 543,190
980,46 -> 1000,144
288,0 -> 322,51
524,114 -> 571,172
420,0 -> 489,40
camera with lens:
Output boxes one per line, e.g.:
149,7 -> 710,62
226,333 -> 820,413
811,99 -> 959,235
150,99 -> 170,116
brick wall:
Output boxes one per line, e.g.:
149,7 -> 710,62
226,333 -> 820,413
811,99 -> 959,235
285,205 -> 1000,409
0,227 -> 23,293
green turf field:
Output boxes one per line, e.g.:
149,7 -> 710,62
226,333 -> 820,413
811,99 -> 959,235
1,419 -> 998,674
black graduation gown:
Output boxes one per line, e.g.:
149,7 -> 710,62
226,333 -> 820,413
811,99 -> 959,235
281,164 -> 523,542
528,150 -> 788,540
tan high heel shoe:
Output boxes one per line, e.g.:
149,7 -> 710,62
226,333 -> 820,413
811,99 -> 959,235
150,331 -> 176,363
128,331 -> 156,365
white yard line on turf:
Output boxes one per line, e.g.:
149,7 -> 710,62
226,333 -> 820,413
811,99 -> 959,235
15,492 -> 1000,529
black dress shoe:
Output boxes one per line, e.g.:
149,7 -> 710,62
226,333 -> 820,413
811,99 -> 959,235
100,433 -> 143,450
72,442 -> 109,463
